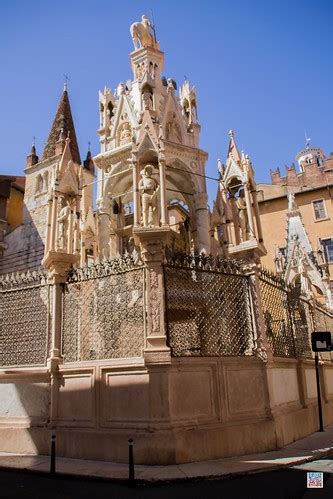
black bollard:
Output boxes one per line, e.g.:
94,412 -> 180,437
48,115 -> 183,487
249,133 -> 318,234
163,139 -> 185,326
128,438 -> 135,487
315,352 -> 324,432
50,434 -> 56,475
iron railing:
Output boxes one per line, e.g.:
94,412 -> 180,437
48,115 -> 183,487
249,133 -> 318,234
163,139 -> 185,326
61,255 -> 145,362
0,269 -> 50,367
259,269 -> 312,358
164,251 -> 254,357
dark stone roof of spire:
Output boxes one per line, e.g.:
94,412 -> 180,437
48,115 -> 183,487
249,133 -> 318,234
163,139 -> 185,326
42,90 -> 81,164
83,149 -> 95,173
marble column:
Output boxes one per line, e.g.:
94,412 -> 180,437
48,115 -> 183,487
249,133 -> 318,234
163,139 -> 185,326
132,160 -> 140,227
194,192 -> 211,254
158,158 -> 168,226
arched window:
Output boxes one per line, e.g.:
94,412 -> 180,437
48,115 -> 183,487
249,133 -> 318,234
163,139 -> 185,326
107,102 -> 114,122
99,103 -> 104,127
35,174 -> 43,195
149,61 -> 154,77
43,171 -> 49,191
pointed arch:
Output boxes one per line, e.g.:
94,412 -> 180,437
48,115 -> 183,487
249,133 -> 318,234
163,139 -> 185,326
35,174 -> 43,194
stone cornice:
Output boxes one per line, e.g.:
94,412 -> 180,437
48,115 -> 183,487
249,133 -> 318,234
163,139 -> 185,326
24,155 -> 60,175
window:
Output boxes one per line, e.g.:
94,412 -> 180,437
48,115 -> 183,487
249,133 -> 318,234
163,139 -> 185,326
313,200 -> 327,221
43,171 -> 49,191
35,174 -> 43,195
322,238 -> 333,263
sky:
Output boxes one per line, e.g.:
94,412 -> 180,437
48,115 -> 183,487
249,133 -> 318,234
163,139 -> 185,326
1,0 -> 333,202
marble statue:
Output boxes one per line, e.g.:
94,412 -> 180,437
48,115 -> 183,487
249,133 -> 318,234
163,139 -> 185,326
236,190 -> 249,242
275,250 -> 285,273
130,15 -> 156,50
288,192 -> 298,211
142,88 -> 153,110
138,165 -> 160,227
119,122 -> 132,146
57,196 -> 71,250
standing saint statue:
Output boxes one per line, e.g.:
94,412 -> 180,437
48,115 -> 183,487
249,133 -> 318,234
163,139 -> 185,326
57,196 -> 71,250
236,189 -> 249,242
138,165 -> 160,227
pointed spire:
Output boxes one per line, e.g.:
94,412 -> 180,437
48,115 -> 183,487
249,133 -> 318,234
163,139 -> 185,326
227,129 -> 241,163
83,142 -> 95,173
26,138 -> 39,167
42,88 -> 81,165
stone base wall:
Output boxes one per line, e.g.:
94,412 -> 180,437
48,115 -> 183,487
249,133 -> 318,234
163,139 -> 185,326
0,357 -> 332,464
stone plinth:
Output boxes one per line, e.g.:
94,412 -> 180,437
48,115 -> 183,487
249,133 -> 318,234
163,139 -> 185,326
42,250 -> 79,281
133,226 -> 171,365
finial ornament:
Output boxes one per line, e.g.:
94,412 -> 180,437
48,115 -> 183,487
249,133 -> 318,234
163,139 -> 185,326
63,74 -> 70,91
217,159 -> 224,178
228,129 -> 234,139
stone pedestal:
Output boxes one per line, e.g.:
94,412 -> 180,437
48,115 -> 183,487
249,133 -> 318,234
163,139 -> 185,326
42,250 -> 80,425
133,226 -> 171,365
42,250 -> 79,364
245,262 -> 273,363
227,238 -> 267,260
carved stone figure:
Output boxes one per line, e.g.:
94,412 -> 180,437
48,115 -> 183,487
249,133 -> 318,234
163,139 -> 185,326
138,165 -> 160,227
236,190 -> 249,242
288,192 -> 298,211
142,88 -> 153,110
130,15 -> 156,50
57,196 -> 71,250
275,250 -> 285,273
118,122 -> 132,146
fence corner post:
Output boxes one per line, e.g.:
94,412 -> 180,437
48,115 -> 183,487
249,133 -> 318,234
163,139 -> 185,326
42,251 -> 77,426
133,227 -> 171,366
247,263 -> 273,363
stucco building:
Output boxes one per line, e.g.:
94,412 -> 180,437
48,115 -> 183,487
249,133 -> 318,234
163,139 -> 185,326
257,144 -> 333,308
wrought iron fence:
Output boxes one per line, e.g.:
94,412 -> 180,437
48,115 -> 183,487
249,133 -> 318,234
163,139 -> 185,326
62,255 -> 145,362
313,304 -> 333,333
259,269 -> 312,358
0,270 -> 50,367
164,252 -> 254,357
289,291 -> 313,359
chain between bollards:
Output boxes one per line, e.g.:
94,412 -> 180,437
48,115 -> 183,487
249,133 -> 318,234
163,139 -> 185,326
50,434 -> 56,475
128,438 -> 135,487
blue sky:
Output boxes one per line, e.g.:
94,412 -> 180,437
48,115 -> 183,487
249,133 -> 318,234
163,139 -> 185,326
1,0 -> 332,202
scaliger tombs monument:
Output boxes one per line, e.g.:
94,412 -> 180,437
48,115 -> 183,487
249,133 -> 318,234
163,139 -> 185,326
0,16 -> 333,464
